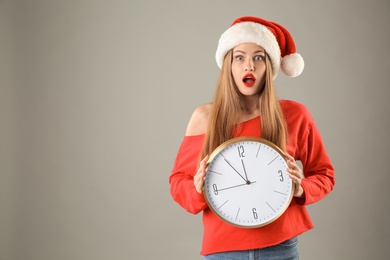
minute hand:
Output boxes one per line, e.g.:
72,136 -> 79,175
223,157 -> 247,182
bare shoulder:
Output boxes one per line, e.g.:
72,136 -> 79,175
185,103 -> 212,136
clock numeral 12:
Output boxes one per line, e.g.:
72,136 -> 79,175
237,145 -> 245,158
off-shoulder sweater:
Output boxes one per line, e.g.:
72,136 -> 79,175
169,100 -> 335,255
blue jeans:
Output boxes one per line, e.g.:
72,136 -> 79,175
202,237 -> 299,260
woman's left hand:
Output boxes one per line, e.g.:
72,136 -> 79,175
285,153 -> 305,198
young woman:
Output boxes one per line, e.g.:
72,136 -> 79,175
169,16 -> 335,259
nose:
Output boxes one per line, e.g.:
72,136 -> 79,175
244,60 -> 254,71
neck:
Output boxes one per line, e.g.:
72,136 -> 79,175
242,95 -> 259,115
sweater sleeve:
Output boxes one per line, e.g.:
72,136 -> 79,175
169,135 -> 208,214
283,101 -> 335,206
299,121 -> 335,205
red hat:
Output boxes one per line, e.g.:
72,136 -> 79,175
215,16 -> 304,78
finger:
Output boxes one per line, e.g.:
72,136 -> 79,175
285,154 -> 297,168
288,168 -> 302,179
289,172 -> 301,182
287,159 -> 298,169
289,170 -> 304,184
200,155 -> 209,169
287,165 -> 298,175
288,174 -> 302,189
285,153 -> 295,162
194,155 -> 210,193
194,174 -> 204,193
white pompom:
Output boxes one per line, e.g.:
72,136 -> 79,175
281,53 -> 304,77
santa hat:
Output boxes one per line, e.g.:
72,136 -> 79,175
215,16 -> 304,78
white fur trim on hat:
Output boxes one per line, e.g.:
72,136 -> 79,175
215,21 -> 281,78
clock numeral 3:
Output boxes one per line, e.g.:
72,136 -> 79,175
237,145 -> 245,158
278,170 -> 284,182
252,208 -> 258,219
213,184 -> 218,195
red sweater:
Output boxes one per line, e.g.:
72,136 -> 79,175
169,100 -> 335,255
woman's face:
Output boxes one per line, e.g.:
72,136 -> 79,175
231,43 -> 267,97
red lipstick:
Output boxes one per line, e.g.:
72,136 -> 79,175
242,73 -> 256,87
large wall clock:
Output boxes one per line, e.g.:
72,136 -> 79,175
203,137 -> 294,228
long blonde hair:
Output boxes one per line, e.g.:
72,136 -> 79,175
201,50 -> 287,158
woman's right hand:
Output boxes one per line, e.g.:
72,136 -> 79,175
194,155 -> 209,193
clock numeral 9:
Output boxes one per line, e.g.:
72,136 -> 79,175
213,184 -> 218,195
252,208 -> 258,219
237,145 -> 245,158
278,170 -> 284,182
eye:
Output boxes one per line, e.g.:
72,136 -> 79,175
254,55 -> 265,61
234,55 -> 244,61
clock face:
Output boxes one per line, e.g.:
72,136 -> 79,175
204,137 -> 294,228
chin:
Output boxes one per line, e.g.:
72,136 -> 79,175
239,88 -> 260,96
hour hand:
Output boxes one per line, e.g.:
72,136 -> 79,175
241,159 -> 250,184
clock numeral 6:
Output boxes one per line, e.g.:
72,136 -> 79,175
252,208 -> 258,219
213,184 -> 218,195
278,170 -> 284,182
237,145 -> 245,158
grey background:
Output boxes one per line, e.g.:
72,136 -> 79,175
1,0 -> 389,259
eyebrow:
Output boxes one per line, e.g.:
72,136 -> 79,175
233,49 -> 265,54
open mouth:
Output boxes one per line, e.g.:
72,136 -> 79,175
242,73 -> 256,87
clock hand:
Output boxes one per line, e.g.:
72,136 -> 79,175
223,157 -> 247,182
217,181 -> 257,192
241,159 -> 250,183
